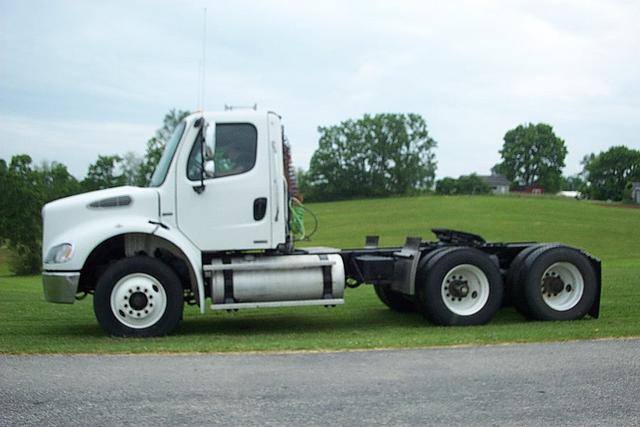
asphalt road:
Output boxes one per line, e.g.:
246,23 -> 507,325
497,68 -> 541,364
1,339 -> 639,426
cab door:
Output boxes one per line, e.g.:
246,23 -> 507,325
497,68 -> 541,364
174,114 -> 272,251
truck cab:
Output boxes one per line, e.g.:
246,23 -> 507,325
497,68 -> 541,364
152,110 -> 288,252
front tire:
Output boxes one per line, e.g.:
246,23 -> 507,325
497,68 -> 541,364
416,247 -> 503,326
94,256 -> 184,337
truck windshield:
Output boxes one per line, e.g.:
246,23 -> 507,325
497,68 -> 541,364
149,120 -> 187,187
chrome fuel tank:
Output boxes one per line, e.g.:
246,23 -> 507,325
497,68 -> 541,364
209,254 -> 345,304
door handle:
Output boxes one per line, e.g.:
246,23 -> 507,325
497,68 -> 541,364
253,198 -> 267,221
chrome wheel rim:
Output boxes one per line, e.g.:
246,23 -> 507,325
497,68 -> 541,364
441,264 -> 490,316
541,262 -> 584,311
110,273 -> 167,329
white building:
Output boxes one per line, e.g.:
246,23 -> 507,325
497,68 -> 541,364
478,174 -> 510,194
632,182 -> 640,204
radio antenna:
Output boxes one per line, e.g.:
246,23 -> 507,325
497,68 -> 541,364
196,8 -> 207,112
201,7 -> 207,113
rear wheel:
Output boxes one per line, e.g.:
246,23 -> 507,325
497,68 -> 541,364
94,256 -> 184,337
416,247 -> 503,326
506,244 -> 549,314
373,284 -> 416,313
516,246 -> 597,321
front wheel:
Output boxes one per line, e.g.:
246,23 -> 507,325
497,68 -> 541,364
416,247 -> 503,326
94,256 -> 184,337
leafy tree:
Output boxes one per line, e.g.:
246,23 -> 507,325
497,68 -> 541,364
82,155 -> 127,191
581,146 -> 640,201
137,109 -> 190,186
120,151 -> 144,185
435,174 -> 491,195
0,155 -> 43,274
496,123 -> 567,193
305,113 -> 437,201
37,161 -> 82,200
456,174 -> 491,195
435,177 -> 458,195
296,168 -> 315,201
561,174 -> 585,191
0,156 -> 79,274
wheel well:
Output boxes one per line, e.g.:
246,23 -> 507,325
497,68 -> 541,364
79,234 -> 196,297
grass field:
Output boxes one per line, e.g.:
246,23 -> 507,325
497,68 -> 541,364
1,194 -> 638,354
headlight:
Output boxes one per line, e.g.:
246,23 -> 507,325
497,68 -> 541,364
45,243 -> 74,264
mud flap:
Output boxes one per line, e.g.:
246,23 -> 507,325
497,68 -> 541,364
391,237 -> 422,295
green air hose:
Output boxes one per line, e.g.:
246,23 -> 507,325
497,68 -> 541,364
289,198 -> 306,240
289,197 -> 318,241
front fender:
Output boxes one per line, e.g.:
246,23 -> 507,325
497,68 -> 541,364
43,218 -> 206,313
43,217 -> 156,272
152,226 -> 205,313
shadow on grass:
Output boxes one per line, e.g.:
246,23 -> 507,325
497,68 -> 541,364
175,306 -> 530,337
29,306 -> 544,341
27,308 -> 529,338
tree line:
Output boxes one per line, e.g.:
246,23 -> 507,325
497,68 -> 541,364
1,110 -> 638,274
302,118 -> 639,202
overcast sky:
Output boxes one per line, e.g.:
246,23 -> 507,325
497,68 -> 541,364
1,0 -> 639,180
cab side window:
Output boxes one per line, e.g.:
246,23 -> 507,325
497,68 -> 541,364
213,124 -> 257,177
187,123 -> 257,180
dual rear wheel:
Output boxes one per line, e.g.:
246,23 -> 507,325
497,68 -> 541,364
507,245 -> 598,321
374,245 -> 598,326
416,247 -> 503,326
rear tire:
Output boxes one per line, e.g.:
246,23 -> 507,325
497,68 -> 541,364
506,244 -> 550,315
94,256 -> 184,337
516,246 -> 597,321
416,247 -> 503,326
373,284 -> 416,313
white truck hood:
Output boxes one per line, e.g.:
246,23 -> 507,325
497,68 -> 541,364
42,186 -> 160,269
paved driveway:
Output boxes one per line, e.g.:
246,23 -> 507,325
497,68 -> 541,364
1,338 -> 639,426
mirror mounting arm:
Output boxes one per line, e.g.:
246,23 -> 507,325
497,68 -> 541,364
193,117 -> 207,194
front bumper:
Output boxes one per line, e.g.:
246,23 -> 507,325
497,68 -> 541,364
42,272 -> 80,304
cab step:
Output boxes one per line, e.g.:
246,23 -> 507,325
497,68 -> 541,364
210,298 -> 344,310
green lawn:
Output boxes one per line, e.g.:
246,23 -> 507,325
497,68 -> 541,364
1,194 -> 639,354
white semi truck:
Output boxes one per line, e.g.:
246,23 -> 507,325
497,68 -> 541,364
41,110 -> 601,337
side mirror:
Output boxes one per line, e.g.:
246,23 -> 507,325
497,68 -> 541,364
204,122 -> 215,159
203,122 -> 215,178
193,119 -> 214,194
